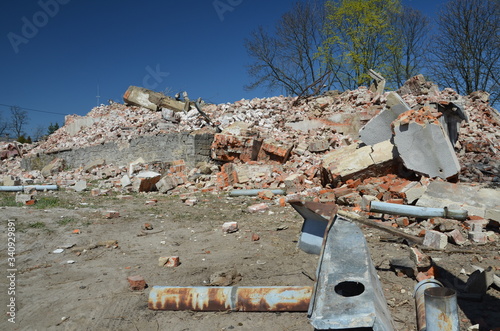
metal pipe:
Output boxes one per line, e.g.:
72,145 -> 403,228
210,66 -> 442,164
370,201 -> 468,221
414,279 -> 443,331
229,189 -> 286,197
425,287 -> 460,331
148,286 -> 312,312
0,185 -> 58,192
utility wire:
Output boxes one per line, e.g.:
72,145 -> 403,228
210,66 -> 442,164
0,103 -> 68,116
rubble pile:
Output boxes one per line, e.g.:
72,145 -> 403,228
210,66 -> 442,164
1,75 -> 499,248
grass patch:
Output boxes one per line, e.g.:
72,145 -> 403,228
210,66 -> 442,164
57,217 -> 76,226
0,194 -> 21,207
34,196 -> 61,209
28,222 -> 46,229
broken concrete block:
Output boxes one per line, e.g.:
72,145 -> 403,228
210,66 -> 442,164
247,203 -> 269,213
222,222 -> 238,233
72,180 -> 87,192
15,193 -> 35,205
423,230 -> 448,249
3,175 -> 21,186
156,175 -> 180,193
416,182 -> 500,220
322,140 -> 395,182
393,114 -> 460,179
41,158 -> 66,177
359,92 -> 411,146
123,86 -> 164,111
284,174 -> 305,194
308,139 -> 330,153
83,158 -> 105,173
120,175 -> 132,188
402,181 -> 427,204
65,116 -> 102,136
447,229 -> 467,245
468,231 -> 488,244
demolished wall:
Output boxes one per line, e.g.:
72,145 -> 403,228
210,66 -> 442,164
21,132 -> 214,170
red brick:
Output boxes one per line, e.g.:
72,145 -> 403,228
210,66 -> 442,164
127,275 -> 146,291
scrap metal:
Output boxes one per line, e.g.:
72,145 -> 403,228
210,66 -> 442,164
148,286 -> 312,312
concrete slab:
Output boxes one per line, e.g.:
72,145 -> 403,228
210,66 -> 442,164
393,120 -> 460,179
359,92 -> 411,146
416,181 -> 500,221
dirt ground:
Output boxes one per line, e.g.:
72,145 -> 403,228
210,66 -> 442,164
1,189 -> 499,331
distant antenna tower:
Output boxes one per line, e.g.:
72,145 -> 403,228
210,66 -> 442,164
96,84 -> 100,107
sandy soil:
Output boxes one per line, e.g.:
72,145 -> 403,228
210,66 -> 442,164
1,190 -> 499,331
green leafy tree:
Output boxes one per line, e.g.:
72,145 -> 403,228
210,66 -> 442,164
320,0 -> 402,90
47,122 -> 60,135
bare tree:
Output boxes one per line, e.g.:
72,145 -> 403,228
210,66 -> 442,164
0,111 -> 9,137
389,6 -> 431,87
10,106 -> 29,139
430,0 -> 500,104
245,1 -> 331,96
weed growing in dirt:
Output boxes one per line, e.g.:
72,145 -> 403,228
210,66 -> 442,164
34,197 -> 60,209
57,217 -> 76,226
28,222 -> 46,228
0,193 -> 21,207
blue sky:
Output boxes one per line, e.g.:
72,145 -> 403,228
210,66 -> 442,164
0,0 -> 446,137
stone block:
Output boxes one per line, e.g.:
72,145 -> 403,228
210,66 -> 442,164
423,230 -> 448,249
222,222 -> 238,233
447,229 -> 467,245
72,180 -> 87,192
468,231 -> 488,244
41,158 -> 66,177
322,140 -> 395,182
83,158 -> 106,173
3,175 -> 21,186
308,139 -> 330,153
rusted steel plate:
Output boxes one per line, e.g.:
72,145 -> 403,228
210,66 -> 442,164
148,286 -> 312,312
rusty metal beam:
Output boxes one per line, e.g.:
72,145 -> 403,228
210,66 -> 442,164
148,286 -> 312,312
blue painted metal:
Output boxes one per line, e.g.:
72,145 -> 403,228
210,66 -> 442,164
308,215 -> 395,330
414,279 -> 444,331
0,185 -> 58,192
425,287 -> 460,331
370,201 -> 468,220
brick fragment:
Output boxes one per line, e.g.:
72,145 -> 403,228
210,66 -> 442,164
247,203 -> 269,213
127,275 -> 146,291
423,230 -> 448,249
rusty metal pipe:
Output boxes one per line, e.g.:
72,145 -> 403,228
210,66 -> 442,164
148,286 -> 312,312
425,287 -> 460,331
414,279 -> 443,331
